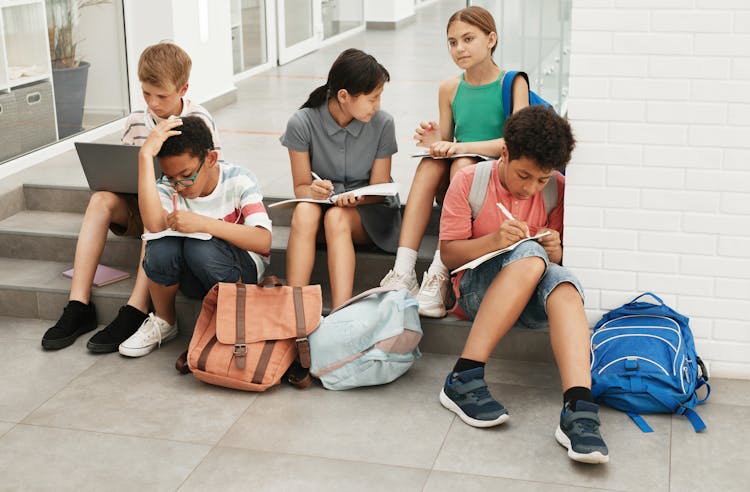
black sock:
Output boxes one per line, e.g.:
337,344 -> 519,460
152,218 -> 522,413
563,386 -> 593,411
453,358 -> 485,374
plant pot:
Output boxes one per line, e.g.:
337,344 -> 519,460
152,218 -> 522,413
52,61 -> 90,139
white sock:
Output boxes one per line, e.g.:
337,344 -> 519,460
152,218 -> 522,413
427,250 -> 449,276
393,247 -> 418,276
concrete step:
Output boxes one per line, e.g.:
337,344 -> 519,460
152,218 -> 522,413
21,183 -> 443,235
0,209 -> 438,291
0,256 -> 553,363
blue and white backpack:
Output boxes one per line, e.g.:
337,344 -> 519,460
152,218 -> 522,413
309,286 -> 422,390
500,70 -> 553,117
590,293 -> 710,432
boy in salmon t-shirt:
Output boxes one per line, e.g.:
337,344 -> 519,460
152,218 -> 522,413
438,106 -> 609,464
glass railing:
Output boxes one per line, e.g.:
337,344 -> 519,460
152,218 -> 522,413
470,0 -> 572,115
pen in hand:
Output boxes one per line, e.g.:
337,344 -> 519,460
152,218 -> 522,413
311,171 -> 323,181
497,202 -> 529,238
172,192 -> 178,212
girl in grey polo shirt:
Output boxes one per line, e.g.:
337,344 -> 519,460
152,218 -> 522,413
280,48 -> 401,308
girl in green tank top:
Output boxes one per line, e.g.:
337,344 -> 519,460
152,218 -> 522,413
381,6 -> 530,321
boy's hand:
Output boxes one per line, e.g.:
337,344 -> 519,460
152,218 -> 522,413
496,219 -> 530,248
332,192 -> 364,208
311,179 -> 334,200
166,210 -> 207,234
140,118 -> 182,157
414,121 -> 440,147
536,228 -> 562,257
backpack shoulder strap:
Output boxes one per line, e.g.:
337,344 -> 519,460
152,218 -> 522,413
468,160 -> 494,220
501,70 -> 530,117
541,173 -> 559,217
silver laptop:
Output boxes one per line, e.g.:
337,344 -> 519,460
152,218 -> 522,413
74,142 -> 161,194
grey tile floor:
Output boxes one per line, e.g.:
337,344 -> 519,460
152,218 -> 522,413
2,1 -> 750,490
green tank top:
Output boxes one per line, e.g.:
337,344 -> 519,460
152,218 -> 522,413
451,72 -> 505,143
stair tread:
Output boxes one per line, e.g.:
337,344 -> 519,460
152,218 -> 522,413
0,209 -> 439,260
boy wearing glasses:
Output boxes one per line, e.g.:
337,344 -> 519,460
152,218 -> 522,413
120,116 -> 271,357
42,42 -> 222,353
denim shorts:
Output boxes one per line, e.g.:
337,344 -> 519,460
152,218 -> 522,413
457,240 -> 584,328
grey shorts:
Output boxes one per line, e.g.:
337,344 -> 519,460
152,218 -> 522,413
457,240 -> 584,328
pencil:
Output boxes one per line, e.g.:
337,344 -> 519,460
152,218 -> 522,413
172,193 -> 178,212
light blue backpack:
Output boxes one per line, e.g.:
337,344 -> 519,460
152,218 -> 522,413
309,286 -> 422,390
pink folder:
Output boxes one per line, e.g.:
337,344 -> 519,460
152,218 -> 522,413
62,264 -> 130,287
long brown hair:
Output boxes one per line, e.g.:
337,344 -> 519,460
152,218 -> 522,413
447,6 -> 498,55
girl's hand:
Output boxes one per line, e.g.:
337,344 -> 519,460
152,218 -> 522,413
310,179 -> 334,200
414,120 -> 440,147
536,228 -> 562,257
429,140 -> 461,158
141,118 -> 182,157
495,219 -> 530,248
166,210 -> 207,234
332,192 -> 364,208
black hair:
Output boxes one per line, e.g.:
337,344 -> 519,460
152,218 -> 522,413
301,48 -> 390,109
157,116 -> 213,162
503,106 -> 575,172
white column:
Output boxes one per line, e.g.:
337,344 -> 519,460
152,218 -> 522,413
364,0 -> 415,29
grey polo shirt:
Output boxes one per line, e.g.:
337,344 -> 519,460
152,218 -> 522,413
280,104 -> 398,191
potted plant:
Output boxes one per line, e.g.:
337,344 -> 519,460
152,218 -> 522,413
46,0 -> 109,138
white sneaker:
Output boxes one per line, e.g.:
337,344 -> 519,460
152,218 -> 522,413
380,269 -> 419,296
417,271 -> 450,318
119,313 -> 178,357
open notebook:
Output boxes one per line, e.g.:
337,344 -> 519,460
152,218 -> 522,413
268,182 -> 399,208
411,151 -> 493,161
450,231 -> 551,274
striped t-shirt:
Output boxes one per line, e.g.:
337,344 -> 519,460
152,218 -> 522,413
157,162 -> 272,280
121,97 -> 223,159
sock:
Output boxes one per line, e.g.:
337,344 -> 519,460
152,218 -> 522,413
563,386 -> 593,411
67,300 -> 91,310
393,247 -> 418,276
453,357 -> 485,374
427,250 -> 449,276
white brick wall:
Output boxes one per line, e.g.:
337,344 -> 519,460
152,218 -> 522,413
568,1 -> 750,378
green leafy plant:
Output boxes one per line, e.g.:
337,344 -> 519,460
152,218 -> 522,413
46,0 -> 110,68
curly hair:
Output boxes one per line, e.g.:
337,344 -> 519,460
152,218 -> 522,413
157,116 -> 213,162
503,106 -> 575,172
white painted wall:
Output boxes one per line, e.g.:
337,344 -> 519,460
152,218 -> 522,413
123,0 -> 234,111
364,0 -> 415,23
565,0 -> 750,379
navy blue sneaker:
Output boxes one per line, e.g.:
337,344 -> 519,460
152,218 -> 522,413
555,400 -> 610,464
439,367 -> 509,427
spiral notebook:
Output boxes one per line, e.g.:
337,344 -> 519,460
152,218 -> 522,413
62,264 -> 131,287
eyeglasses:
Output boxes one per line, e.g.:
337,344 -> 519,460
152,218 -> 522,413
159,157 -> 205,187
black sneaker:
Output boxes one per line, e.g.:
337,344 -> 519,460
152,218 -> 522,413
87,304 -> 148,353
439,367 -> 509,427
41,301 -> 97,350
555,400 -> 610,464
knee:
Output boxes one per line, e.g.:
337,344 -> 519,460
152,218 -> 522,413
450,157 -> 474,175
515,254 -> 547,282
87,191 -> 122,216
143,237 -> 183,276
290,203 -> 322,235
323,207 -> 353,236
415,158 -> 447,183
184,239 -> 241,283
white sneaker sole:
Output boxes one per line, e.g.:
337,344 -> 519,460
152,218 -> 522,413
119,330 -> 178,358
554,425 -> 610,464
418,303 -> 447,318
439,389 -> 509,428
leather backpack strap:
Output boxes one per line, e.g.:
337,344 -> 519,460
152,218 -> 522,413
233,283 -> 248,369
175,350 -> 191,374
292,286 -> 311,368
